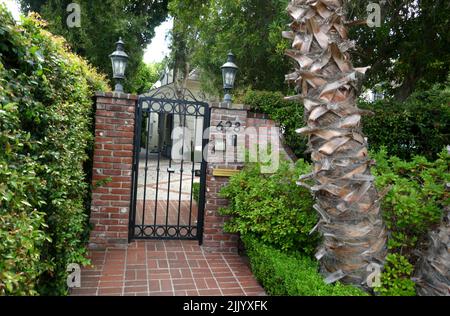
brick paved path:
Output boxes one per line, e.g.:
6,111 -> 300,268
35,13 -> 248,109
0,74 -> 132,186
71,240 -> 265,296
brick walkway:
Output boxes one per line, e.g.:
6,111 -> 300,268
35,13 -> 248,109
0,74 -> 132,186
71,240 -> 265,296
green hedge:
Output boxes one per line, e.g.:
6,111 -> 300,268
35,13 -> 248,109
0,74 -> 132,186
0,8 -> 108,295
242,235 -> 367,296
360,84 -> 450,161
244,83 -> 450,161
220,160 -> 319,254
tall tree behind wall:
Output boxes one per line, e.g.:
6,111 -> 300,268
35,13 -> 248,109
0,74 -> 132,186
19,0 -> 169,93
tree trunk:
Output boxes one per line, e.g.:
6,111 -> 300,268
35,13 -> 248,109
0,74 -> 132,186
415,206 -> 450,296
284,0 -> 387,288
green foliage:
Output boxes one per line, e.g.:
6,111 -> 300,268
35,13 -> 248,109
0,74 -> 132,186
243,90 -> 308,159
346,0 -> 450,99
374,254 -> 416,296
19,0 -> 169,92
192,182 -> 200,203
243,236 -> 367,296
371,148 -> 450,258
241,82 -> 449,162
129,61 -> 164,94
219,160 -> 319,254
170,0 -> 450,100
0,7 -> 108,295
360,83 -> 450,160
169,0 -> 292,96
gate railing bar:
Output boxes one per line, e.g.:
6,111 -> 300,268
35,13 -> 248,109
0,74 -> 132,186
129,99 -> 143,241
165,107 -> 175,230
141,111 -> 152,230
188,112 -> 200,230
197,105 -> 211,245
153,109 -> 162,231
176,105 -> 188,231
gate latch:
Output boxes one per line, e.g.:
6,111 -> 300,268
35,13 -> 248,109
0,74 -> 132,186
167,168 -> 176,174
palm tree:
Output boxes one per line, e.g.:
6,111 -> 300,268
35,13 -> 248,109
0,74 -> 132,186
284,0 -> 387,287
415,207 -> 450,296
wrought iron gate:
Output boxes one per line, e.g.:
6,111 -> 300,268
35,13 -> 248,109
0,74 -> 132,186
129,86 -> 210,243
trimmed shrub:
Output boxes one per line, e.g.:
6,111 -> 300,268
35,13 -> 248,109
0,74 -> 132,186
242,235 -> 367,296
374,254 -> 416,296
371,148 -> 450,260
0,8 -> 108,295
219,160 -> 319,254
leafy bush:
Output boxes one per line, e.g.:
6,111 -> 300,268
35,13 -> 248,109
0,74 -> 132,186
360,83 -> 450,160
243,90 -> 308,159
243,235 -> 367,296
374,254 -> 417,296
220,160 -> 319,254
370,148 -> 449,296
0,8 -> 108,295
371,148 -> 450,260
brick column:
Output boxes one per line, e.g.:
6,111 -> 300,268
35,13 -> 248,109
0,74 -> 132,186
202,102 -> 249,253
89,92 -> 138,249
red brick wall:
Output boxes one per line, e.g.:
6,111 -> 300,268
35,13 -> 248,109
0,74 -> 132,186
202,104 -> 248,253
89,92 -> 138,249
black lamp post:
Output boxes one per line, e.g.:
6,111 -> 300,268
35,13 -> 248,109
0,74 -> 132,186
221,52 -> 238,103
109,38 -> 129,93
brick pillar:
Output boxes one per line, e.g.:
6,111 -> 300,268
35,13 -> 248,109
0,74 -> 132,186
89,92 -> 138,249
202,102 -> 249,253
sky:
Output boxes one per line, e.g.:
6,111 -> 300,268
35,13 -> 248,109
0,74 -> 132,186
144,18 -> 173,64
0,0 -> 172,64
1,0 -> 20,20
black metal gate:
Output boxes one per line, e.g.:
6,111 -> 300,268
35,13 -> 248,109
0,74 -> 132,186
129,86 -> 210,243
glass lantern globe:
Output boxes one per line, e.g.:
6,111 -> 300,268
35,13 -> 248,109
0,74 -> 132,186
109,38 -> 129,91
221,52 -> 238,102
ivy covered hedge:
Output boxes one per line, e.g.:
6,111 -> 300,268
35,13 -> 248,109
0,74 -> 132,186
0,8 -> 108,295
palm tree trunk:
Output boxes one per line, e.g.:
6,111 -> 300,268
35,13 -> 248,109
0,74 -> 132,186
415,206 -> 450,296
284,0 -> 387,287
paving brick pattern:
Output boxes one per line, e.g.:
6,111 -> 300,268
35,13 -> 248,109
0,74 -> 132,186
71,240 -> 265,296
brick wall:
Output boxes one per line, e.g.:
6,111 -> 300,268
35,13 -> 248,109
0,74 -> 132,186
202,103 -> 248,253
89,92 -> 138,249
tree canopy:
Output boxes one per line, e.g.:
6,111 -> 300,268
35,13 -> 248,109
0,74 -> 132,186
169,0 -> 291,97
169,0 -> 450,100
19,0 -> 169,92
347,0 -> 450,100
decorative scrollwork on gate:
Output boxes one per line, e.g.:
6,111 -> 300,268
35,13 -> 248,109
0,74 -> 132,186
142,85 -> 207,103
